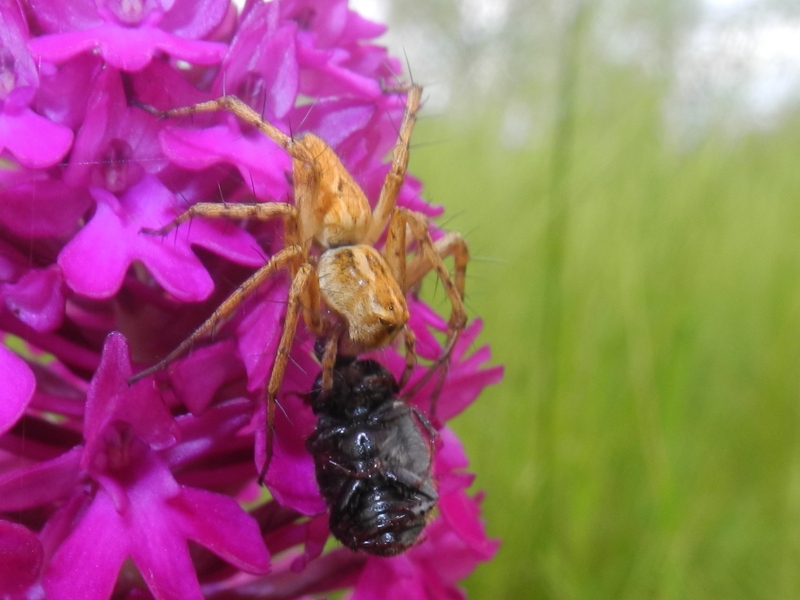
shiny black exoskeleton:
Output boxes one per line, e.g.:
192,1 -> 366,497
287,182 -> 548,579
306,357 -> 438,556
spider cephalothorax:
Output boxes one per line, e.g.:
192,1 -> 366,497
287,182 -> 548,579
128,85 -> 469,478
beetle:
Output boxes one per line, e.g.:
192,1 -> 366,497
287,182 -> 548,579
306,356 -> 438,556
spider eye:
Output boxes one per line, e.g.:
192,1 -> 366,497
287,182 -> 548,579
379,318 -> 397,335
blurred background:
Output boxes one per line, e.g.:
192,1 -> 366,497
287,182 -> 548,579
353,0 -> 800,598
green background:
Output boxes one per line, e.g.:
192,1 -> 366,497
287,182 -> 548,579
386,0 -> 800,597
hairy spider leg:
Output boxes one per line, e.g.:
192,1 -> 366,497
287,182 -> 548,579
144,94 -> 375,250
128,200 -> 327,480
364,83 -> 422,245
258,261 -> 319,484
401,208 -> 468,349
128,201 -> 312,383
396,212 -> 470,414
381,207 -> 420,388
405,231 -> 469,304
143,96 -> 319,169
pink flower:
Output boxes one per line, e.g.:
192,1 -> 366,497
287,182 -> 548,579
27,0 -> 229,71
0,0 -> 73,168
0,0 -> 502,597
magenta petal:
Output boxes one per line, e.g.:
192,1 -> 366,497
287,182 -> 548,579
351,555 -> 426,600
263,391 -> 325,516
236,280 -> 288,391
290,99 -> 376,150
57,192 -> 138,299
280,0 -> 349,48
27,29 -> 102,65
222,13 -> 299,120
158,124 -> 292,201
171,487 -> 270,574
63,66 -> 162,193
164,399 -> 252,469
436,428 -> 470,475
439,491 -> 498,561
170,340 -> 244,415
293,514 -> 329,570
412,516 -> 499,587
0,447 -> 82,511
0,345 -> 35,435
122,457 -> 206,599
29,26 -> 226,71
146,27 -> 228,67
84,332 -> 176,456
159,0 -> 230,38
127,513 -> 204,600
58,176 -> 261,301
341,7 -> 386,42
0,108 -> 73,168
1,265 -> 65,332
407,300 -> 448,360
26,0 -> 101,32
295,41 -> 382,99
0,176 -> 91,239
0,520 -> 43,596
135,234 -> 216,301
43,491 -> 128,600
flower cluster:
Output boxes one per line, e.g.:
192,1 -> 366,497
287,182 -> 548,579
0,0 -> 502,598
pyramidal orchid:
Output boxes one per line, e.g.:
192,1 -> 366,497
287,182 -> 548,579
0,0 -> 502,597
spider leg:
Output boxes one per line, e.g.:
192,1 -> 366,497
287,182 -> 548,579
141,96 -> 318,166
258,262 -> 318,483
383,206 -> 417,388
405,231 -> 469,299
398,325 -> 416,389
364,84 -> 422,245
319,335 -> 339,392
141,201 -> 298,237
399,209 -> 469,413
128,245 -> 303,384
383,198 -> 407,289
402,209 -> 468,337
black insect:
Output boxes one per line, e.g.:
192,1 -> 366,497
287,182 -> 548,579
306,356 -> 438,556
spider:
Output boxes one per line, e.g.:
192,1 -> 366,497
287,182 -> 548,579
127,84 -> 469,478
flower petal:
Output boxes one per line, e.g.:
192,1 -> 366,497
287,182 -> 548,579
43,490 -> 128,600
0,520 -> 43,596
171,487 -> 270,574
0,345 -> 35,435
29,25 -> 226,71
0,447 -> 82,511
1,265 -> 65,332
0,108 -> 73,168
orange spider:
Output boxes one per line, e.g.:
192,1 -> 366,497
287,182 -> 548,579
128,85 -> 469,478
